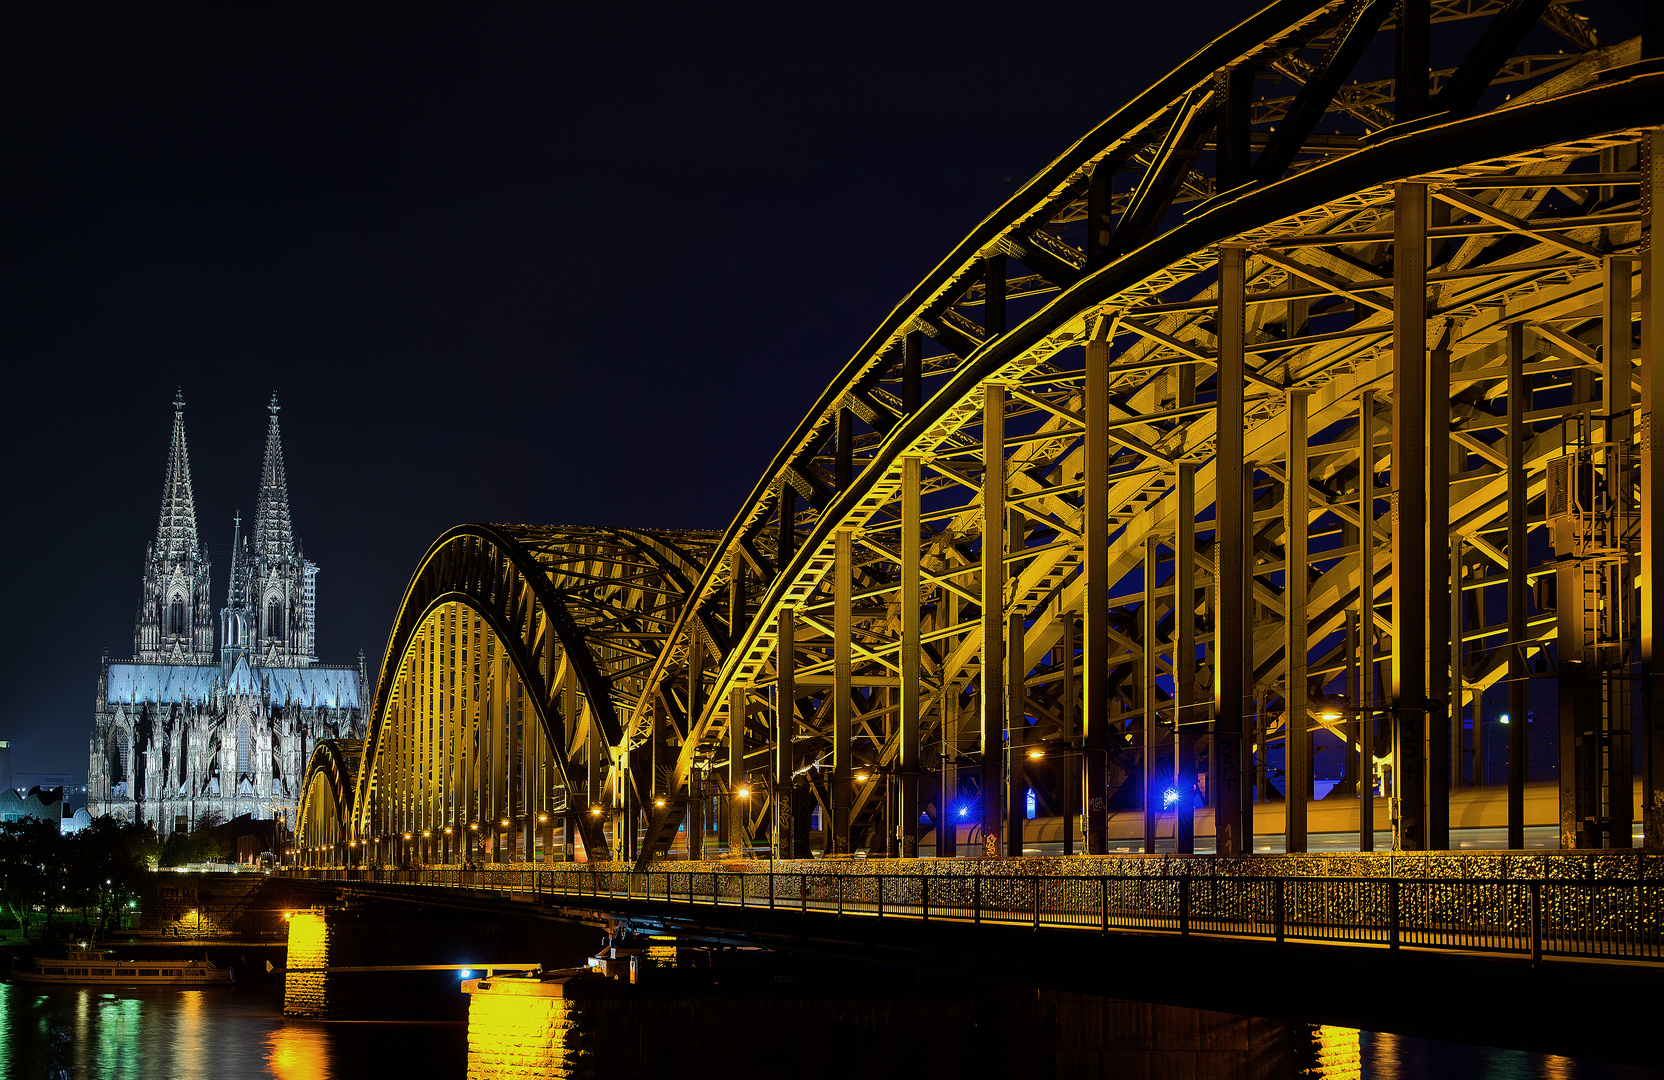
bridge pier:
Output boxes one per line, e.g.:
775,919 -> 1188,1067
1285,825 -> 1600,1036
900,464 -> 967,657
280,897 -> 598,1020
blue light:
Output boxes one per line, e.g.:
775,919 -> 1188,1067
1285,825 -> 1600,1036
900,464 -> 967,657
459,969 -> 473,979
1162,787 -> 1181,809
957,806 -> 968,818
1498,714 -> 1510,725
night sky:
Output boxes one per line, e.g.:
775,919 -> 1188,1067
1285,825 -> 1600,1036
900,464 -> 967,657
1,3 -> 1238,778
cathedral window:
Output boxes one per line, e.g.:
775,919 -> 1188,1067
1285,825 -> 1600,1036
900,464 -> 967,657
176,729 -> 189,786
169,598 -> 186,637
266,599 -> 285,640
237,718 -> 250,778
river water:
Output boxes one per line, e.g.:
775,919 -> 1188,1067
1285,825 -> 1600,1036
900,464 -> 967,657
0,980 -> 1658,1079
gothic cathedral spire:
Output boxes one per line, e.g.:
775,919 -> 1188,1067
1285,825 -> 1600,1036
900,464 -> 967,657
232,393 -> 318,667
155,390 -> 201,558
135,392 -> 215,663
252,392 -> 294,561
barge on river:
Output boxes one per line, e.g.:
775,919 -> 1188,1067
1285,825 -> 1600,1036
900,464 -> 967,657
11,948 -> 232,986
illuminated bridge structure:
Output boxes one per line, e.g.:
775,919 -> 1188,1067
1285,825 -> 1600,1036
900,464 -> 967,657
297,0 -> 1664,877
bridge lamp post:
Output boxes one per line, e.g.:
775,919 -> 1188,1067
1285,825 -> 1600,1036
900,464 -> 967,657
443,825 -> 453,864
468,822 -> 480,866
537,814 -> 548,863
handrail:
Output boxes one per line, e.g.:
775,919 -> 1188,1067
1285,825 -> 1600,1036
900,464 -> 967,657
278,865 -> 1664,965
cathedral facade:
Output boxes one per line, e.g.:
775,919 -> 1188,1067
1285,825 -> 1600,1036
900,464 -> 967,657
87,393 -> 365,835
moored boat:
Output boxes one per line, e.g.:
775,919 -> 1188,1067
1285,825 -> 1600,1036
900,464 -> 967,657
11,948 -> 233,986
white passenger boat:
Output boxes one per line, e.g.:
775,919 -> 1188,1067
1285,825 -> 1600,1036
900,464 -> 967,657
12,948 -> 233,986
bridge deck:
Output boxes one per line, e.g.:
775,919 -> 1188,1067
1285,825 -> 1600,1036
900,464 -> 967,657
283,861 -> 1664,967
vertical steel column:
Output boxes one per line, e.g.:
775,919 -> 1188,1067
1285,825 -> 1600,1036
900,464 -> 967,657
1083,317 -> 1114,854
903,332 -> 923,415
1143,536 -> 1161,853
1395,0 -> 1430,122
684,637 -> 703,861
1427,328 -> 1452,851
984,255 -> 1007,337
1006,600 -> 1027,858
1507,321 -> 1529,849
832,528 -> 854,855
1062,614 -> 1078,855
1391,183 -> 1429,852
775,610 -> 796,860
587,701 -> 602,860
835,407 -> 854,492
1641,130 -> 1664,852
729,683 -> 747,858
1175,461 -> 1197,854
900,457 -> 922,858
1359,390 -> 1377,850
1285,389 -> 1311,853
982,382 -> 1007,856
1213,245 -> 1249,856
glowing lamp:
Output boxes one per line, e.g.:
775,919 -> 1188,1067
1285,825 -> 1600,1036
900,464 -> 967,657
654,798 -> 667,808
957,807 -> 969,818
1162,788 -> 1181,809
735,786 -> 750,799
1318,708 -> 1343,721
422,830 -> 431,838
444,827 -> 453,835
537,814 -> 548,823
1026,749 -> 1045,759
855,772 -> 870,783
469,823 -> 479,831
500,819 -> 510,828
1499,713 -> 1511,725
403,833 -> 412,840
590,806 -> 603,817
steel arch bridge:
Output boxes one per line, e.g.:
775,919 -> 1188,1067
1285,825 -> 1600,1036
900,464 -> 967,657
299,0 -> 1664,870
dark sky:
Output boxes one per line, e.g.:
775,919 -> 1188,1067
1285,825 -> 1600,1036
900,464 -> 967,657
0,2 -> 1238,778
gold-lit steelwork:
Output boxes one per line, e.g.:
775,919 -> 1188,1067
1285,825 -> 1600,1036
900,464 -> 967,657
300,1 -> 1664,868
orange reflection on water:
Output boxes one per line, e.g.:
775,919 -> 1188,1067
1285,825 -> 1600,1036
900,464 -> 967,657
267,1023 -> 333,1080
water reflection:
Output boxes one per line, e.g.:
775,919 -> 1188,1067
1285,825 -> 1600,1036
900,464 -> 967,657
266,1023 -> 331,1080
0,982 -> 464,1080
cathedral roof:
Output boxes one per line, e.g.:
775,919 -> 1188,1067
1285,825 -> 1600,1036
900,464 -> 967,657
105,662 -> 362,710
251,392 -> 295,561
154,391 -> 203,560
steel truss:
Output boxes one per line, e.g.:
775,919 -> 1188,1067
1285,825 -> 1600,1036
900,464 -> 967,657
300,0 -> 1664,866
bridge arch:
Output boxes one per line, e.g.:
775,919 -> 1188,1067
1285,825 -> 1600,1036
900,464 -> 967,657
349,524 -> 717,862
296,739 -> 361,866
298,1 -> 1664,868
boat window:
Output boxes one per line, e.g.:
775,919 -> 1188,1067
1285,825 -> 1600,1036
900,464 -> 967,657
194,970 -> 206,976
136,969 -> 158,977
95,969 -> 112,975
165,969 -> 180,976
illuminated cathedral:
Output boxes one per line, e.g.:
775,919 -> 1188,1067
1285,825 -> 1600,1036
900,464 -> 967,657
86,393 -> 365,834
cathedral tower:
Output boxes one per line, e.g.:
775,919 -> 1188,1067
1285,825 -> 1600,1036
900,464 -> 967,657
226,394 -> 318,667
134,392 -> 214,663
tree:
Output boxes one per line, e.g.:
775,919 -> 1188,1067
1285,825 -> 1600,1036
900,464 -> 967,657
0,818 -> 63,938
65,819 -> 154,935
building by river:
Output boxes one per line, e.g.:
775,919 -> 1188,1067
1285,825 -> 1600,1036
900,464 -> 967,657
85,394 -> 364,835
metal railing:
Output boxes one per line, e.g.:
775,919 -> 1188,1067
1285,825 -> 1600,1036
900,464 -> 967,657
281,866 -> 1664,964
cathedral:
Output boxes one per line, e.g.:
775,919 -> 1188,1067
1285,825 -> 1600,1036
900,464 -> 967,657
86,393 -> 365,835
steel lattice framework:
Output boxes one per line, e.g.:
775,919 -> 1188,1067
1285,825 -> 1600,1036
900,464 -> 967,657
300,0 -> 1664,868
